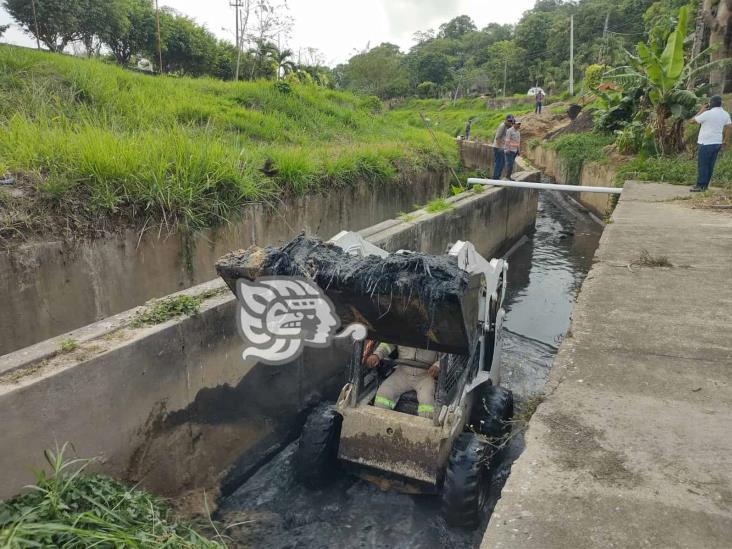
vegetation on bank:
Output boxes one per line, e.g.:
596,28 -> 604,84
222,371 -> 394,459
387,97 -> 533,141
0,46 -> 456,242
539,5 -> 731,192
0,444 -> 221,548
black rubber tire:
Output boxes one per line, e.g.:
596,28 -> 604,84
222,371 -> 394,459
294,406 -> 342,489
442,432 -> 492,529
470,385 -> 514,439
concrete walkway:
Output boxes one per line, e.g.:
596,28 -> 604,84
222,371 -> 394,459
483,182 -> 732,549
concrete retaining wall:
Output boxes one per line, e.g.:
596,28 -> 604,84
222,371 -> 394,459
0,173 -> 450,356
526,145 -> 618,218
0,183 -> 537,502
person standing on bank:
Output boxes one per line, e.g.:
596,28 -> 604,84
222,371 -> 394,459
535,90 -> 545,114
690,95 -> 731,192
492,114 -> 514,180
464,117 -> 473,140
504,121 -> 521,180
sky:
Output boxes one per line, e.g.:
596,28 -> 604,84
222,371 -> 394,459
0,0 -> 536,66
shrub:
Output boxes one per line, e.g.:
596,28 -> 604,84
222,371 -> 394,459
416,81 -> 438,99
584,64 -> 609,91
0,444 -> 220,548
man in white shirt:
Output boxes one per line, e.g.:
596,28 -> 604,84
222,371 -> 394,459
690,95 -> 732,192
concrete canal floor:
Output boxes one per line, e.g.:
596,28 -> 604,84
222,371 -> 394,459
483,182 -> 732,549
216,191 -> 603,548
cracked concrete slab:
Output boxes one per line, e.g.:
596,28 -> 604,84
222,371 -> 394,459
482,181 -> 732,549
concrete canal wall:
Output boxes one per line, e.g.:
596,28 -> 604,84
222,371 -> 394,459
0,173 -> 450,356
526,145 -> 617,218
483,182 -> 732,548
0,181 -> 538,501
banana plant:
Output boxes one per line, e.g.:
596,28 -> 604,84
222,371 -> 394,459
607,5 -> 729,154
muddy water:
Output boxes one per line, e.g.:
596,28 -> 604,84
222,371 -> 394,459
218,191 -> 602,549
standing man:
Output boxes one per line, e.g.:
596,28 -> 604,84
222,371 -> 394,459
535,89 -> 545,114
690,95 -> 731,192
504,121 -> 521,180
464,117 -> 474,140
493,114 -> 514,180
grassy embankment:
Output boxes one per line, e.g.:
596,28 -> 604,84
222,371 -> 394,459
0,46 -> 465,242
387,97 -> 533,142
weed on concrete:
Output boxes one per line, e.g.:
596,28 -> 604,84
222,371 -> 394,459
632,249 -> 673,269
132,295 -> 203,327
59,338 -> 79,353
424,198 -> 453,213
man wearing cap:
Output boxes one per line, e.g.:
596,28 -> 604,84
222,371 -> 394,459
690,95 -> 732,192
493,115 -> 514,180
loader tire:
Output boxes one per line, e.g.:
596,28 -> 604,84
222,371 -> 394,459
470,385 -> 514,440
442,432 -> 491,529
294,406 -> 342,489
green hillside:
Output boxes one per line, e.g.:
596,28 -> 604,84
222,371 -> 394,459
0,46 -> 477,242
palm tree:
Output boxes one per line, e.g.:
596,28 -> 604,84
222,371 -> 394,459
274,48 -> 296,79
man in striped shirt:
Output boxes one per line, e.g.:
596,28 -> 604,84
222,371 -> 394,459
504,121 -> 521,180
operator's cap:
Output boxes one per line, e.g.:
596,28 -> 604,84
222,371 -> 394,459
506,114 -> 515,122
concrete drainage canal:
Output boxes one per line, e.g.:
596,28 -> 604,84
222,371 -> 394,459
215,190 -> 603,549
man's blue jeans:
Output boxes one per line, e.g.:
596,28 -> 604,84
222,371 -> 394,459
493,149 -> 505,180
505,151 -> 518,179
697,144 -> 722,189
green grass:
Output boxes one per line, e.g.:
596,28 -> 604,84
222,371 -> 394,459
616,152 -> 732,190
132,294 -> 203,326
386,97 -> 533,142
424,197 -> 453,213
546,132 -> 614,185
0,46 -> 457,241
0,443 -> 221,547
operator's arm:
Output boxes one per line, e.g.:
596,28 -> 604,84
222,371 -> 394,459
365,342 -> 396,368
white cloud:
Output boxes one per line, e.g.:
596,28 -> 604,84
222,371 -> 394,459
0,0 -> 536,65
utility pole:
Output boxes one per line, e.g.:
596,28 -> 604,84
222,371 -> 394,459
30,0 -> 41,50
155,0 -> 163,73
231,0 -> 243,81
569,14 -> 574,96
600,12 -> 609,65
503,57 -> 508,98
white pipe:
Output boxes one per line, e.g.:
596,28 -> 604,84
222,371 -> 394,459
467,178 -> 622,194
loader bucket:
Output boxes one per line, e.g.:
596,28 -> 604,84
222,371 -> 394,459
215,234 -> 480,355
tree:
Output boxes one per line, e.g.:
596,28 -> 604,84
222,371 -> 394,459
77,0 -> 127,57
343,43 -> 409,98
158,9 -> 219,76
3,0 -> 80,51
99,0 -> 156,66
274,48 -> 296,79
701,0 -> 732,92
438,15 -> 477,39
0,24 -> 8,39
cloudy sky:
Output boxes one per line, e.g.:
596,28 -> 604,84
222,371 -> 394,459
0,0 -> 535,65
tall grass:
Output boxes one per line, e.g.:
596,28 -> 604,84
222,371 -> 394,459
386,97 -> 533,141
0,443 -> 222,548
0,46 -> 459,237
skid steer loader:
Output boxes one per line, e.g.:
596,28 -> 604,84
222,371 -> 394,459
216,232 -> 514,528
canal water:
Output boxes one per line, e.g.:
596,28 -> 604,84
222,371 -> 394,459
217,190 -> 603,548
